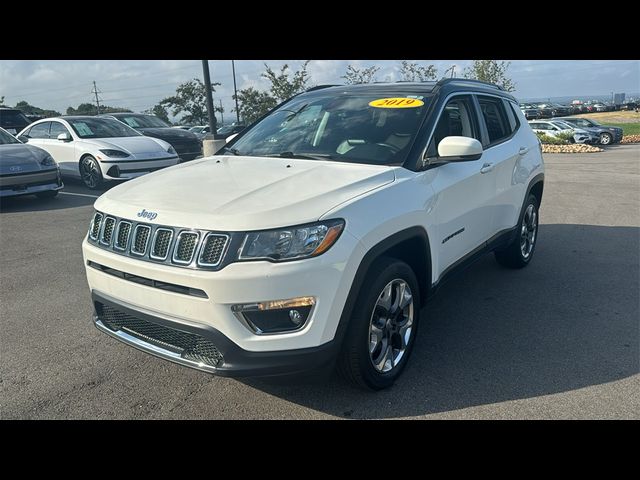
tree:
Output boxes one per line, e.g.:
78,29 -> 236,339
144,104 -> 170,123
233,87 -> 278,124
463,60 -> 516,92
159,78 -> 222,125
14,100 -> 61,117
342,65 -> 380,84
262,61 -> 311,102
399,61 -> 437,82
0,96 -> 5,106
66,103 -> 131,115
233,62 -> 311,124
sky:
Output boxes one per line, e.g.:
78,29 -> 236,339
1,60 -> 638,123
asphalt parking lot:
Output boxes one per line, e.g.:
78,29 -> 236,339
1,145 -> 638,419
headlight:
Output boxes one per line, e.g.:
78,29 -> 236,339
99,149 -> 129,158
167,145 -> 176,154
40,154 -> 56,167
239,219 -> 345,261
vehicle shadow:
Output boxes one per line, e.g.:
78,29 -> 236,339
242,224 -> 639,418
0,179 -> 114,213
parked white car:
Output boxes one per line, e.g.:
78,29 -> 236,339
18,116 -> 179,189
528,120 -> 598,144
84,79 -> 545,390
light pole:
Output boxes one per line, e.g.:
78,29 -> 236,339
232,60 -> 240,124
202,60 -> 217,136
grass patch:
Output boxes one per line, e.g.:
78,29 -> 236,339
602,122 -> 640,136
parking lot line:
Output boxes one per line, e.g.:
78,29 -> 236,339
59,191 -> 99,199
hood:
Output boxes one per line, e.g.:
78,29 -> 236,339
95,156 -> 395,231
0,143 -> 52,174
138,127 -> 200,142
84,136 -> 170,155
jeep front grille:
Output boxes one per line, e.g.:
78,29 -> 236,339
87,211 -> 230,271
96,302 -> 223,368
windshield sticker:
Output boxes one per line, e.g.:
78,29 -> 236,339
74,122 -> 94,136
369,98 -> 425,109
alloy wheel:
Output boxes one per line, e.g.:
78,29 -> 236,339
81,158 -> 100,189
520,204 -> 537,259
368,279 -> 414,373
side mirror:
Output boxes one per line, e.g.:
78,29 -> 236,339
57,132 -> 72,142
437,136 -> 483,162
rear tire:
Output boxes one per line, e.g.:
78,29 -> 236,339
495,194 -> 539,269
80,155 -> 104,190
35,190 -> 59,199
337,257 -> 420,390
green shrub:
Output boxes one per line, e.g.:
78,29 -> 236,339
535,131 -> 571,145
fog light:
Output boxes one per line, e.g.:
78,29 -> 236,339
232,297 -> 315,334
106,165 -> 120,178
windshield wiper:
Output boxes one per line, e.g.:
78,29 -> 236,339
220,146 -> 241,155
267,151 -> 334,161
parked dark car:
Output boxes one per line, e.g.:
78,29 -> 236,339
620,102 -> 638,111
519,103 -> 539,120
555,117 -> 624,145
101,113 -> 202,162
530,103 -> 553,118
0,108 -> 32,135
0,127 -> 63,199
217,124 -> 246,138
536,103 -> 572,117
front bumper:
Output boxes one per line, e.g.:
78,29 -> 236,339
0,168 -> 63,197
83,229 -> 364,358
92,291 -> 337,376
100,156 -> 179,180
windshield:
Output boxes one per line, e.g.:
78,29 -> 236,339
189,126 -> 205,133
116,115 -> 170,129
67,117 -> 141,139
551,121 -> 572,130
587,119 -> 600,126
226,92 -> 431,165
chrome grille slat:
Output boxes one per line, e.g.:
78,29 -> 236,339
150,228 -> 173,260
87,211 -> 230,270
131,225 -> 151,256
114,221 -> 131,250
100,217 -> 116,245
173,231 -> 199,265
89,213 -> 103,240
198,233 -> 229,267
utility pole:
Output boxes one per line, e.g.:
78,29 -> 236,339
232,60 -> 240,124
92,81 -> 102,115
219,99 -> 224,125
201,60 -> 217,136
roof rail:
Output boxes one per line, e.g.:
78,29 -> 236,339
305,84 -> 340,92
435,78 -> 504,91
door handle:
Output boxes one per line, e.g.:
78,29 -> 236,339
480,162 -> 494,174
519,146 -> 529,155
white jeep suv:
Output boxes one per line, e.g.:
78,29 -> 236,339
83,79 -> 544,390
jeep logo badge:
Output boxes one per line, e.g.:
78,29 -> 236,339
137,209 -> 158,221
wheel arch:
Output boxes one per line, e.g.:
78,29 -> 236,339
526,173 -> 544,207
333,227 -> 432,347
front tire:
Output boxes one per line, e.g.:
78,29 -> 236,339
338,257 -> 420,390
80,155 -> 104,189
495,194 -> 539,269
600,132 -> 613,145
